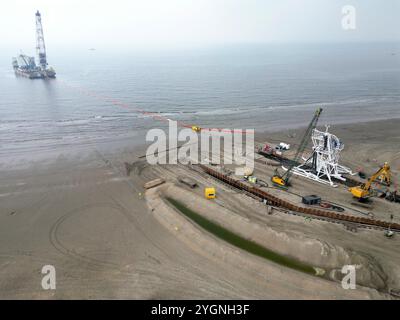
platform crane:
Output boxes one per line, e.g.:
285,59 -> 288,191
34,11 -> 56,78
271,107 -> 323,188
35,10 -> 47,69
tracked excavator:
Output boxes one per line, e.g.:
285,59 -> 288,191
349,162 -> 391,201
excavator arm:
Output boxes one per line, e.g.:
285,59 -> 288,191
349,162 -> 391,200
364,162 -> 390,190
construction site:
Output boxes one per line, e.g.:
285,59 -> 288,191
1,90 -> 399,299
0,6 -> 400,300
129,109 -> 400,298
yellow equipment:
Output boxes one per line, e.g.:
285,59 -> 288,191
349,162 -> 391,201
271,175 -> 286,187
191,125 -> 201,132
205,187 -> 216,199
376,162 -> 391,186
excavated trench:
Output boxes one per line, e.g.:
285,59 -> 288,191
165,197 -> 317,275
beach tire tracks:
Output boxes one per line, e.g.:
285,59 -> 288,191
107,195 -> 178,262
49,203 -> 123,271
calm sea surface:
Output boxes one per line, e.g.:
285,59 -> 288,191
1,43 -> 399,159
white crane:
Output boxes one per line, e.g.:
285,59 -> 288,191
35,10 -> 56,78
291,125 -> 355,187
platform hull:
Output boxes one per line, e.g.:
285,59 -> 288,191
14,68 -> 56,79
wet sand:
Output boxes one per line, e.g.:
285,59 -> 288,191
0,118 -> 399,299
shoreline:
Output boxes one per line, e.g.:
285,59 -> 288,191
1,117 -> 399,172
0,115 -> 399,299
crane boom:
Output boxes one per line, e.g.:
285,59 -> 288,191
35,10 -> 47,69
272,107 -> 323,187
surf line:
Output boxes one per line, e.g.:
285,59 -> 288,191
57,79 -> 253,135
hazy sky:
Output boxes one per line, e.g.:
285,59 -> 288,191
1,0 -> 399,52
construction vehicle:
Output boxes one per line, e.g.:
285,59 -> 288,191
205,187 -> 216,199
271,107 -> 323,188
348,162 -> 391,201
276,142 -> 290,151
258,143 -> 283,157
191,126 -> 201,132
259,143 -> 288,156
245,176 -> 257,184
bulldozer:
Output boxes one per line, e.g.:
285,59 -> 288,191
349,162 -> 391,201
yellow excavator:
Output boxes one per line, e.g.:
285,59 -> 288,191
349,162 -> 391,201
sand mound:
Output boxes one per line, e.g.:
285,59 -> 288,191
148,183 -> 388,292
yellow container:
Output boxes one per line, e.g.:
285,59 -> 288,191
205,187 -> 216,199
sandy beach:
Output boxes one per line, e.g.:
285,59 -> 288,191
0,118 -> 399,299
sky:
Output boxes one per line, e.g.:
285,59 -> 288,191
0,0 -> 399,52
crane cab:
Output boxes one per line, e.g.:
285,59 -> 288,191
348,185 -> 371,201
271,175 -> 287,187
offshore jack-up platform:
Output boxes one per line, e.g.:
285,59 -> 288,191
12,11 -> 56,79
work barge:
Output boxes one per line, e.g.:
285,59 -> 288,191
12,11 -> 56,79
